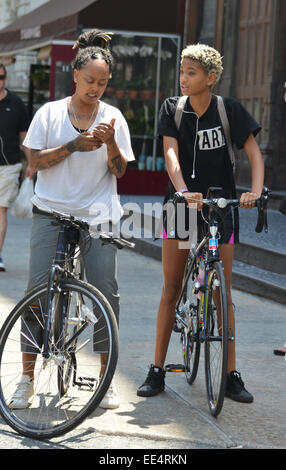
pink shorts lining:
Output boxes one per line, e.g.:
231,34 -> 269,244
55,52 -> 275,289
228,232 -> 234,245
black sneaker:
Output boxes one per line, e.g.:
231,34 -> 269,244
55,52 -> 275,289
225,370 -> 254,403
137,365 -> 165,397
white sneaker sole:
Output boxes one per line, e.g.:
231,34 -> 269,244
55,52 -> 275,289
99,401 -> 120,410
9,400 -> 32,410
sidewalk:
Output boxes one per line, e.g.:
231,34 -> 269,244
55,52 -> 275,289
0,212 -> 285,449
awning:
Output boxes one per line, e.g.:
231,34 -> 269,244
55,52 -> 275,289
0,0 -> 98,56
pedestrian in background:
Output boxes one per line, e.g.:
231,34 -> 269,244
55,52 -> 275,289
0,62 -> 32,272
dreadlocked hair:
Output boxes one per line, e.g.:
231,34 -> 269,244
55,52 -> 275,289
72,29 -> 114,72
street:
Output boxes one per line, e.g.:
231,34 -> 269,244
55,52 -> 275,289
0,213 -> 285,450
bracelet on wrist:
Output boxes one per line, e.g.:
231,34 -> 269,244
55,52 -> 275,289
179,188 -> 189,194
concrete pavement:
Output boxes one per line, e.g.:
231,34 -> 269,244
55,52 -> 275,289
0,212 -> 285,450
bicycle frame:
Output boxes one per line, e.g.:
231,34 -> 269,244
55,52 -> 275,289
175,206 -> 223,342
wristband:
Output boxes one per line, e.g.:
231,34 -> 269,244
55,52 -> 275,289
179,189 -> 189,194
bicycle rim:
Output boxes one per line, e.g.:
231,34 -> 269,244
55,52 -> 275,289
204,261 -> 228,417
0,279 -> 118,439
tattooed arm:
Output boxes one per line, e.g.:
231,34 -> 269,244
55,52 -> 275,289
28,134 -> 102,172
106,140 -> 128,178
93,119 -> 128,178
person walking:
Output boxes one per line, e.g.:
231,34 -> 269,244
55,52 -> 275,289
8,30 -> 134,410
0,62 -> 32,272
137,43 -> 264,403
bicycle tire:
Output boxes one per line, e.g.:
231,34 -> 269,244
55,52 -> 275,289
180,260 -> 201,385
204,261 -> 228,417
0,279 -> 118,440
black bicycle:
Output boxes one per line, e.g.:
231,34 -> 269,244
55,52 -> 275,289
0,210 -> 134,439
166,186 -> 270,417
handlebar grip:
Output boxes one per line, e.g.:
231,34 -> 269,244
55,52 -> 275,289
173,192 -> 187,204
100,232 -> 135,249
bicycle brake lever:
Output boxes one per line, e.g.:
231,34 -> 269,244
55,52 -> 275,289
255,186 -> 270,233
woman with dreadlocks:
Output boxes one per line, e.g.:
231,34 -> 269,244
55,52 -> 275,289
9,30 -> 134,410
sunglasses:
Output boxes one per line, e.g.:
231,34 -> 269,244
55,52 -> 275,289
0,74 -> 6,80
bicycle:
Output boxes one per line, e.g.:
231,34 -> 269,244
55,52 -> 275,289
0,209 -> 134,439
165,186 -> 270,417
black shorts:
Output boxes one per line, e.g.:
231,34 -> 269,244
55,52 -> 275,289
162,201 -> 234,244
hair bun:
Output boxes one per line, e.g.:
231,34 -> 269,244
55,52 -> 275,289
73,30 -> 113,50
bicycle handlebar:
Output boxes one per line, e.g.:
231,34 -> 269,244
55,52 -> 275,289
173,186 -> 270,234
51,210 -> 135,249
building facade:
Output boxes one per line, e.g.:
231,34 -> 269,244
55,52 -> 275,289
184,0 -> 285,193
0,0 -> 285,194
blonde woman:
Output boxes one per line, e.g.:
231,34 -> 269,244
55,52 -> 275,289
137,44 -> 264,403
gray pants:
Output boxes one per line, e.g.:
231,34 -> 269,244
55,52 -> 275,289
22,214 -> 119,353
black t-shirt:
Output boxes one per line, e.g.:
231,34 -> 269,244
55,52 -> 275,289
158,94 -> 261,202
0,90 -> 30,165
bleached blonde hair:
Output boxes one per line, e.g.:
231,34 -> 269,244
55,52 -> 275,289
181,43 -> 223,84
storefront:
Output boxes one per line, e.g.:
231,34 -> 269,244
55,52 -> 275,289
0,0 -> 186,195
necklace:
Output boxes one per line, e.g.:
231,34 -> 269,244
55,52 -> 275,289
70,99 -> 99,133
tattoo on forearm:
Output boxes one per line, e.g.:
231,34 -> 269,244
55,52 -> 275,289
66,141 -> 76,154
110,154 -> 123,174
31,141 -> 76,170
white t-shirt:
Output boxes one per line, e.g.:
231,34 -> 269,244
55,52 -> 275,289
23,97 -> 134,226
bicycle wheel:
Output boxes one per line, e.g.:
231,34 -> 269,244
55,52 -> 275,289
204,261 -> 228,417
180,262 -> 201,385
0,279 -> 118,440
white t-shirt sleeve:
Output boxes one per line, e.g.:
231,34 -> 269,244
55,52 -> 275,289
23,103 -> 50,150
113,110 -> 135,162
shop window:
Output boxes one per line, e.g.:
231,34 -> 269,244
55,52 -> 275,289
54,61 -> 73,101
105,32 -> 180,172
28,64 -> 50,117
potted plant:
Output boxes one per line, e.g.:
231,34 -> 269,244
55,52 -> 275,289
115,80 -> 126,98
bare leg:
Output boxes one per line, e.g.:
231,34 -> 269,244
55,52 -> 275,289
154,239 -> 189,368
0,207 -> 8,252
100,353 -> 107,377
22,353 -> 37,380
218,243 -> 235,373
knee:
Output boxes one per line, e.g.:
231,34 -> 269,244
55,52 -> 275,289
161,282 -> 181,305
0,207 -> 8,216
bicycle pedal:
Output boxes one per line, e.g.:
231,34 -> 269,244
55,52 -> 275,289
165,364 -> 185,373
75,376 -> 97,390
